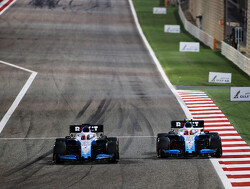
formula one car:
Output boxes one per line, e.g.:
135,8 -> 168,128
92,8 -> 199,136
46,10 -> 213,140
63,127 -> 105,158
156,119 -> 222,158
53,124 -> 119,163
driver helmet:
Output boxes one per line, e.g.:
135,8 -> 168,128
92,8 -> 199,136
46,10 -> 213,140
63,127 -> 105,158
184,121 -> 192,128
82,127 -> 90,133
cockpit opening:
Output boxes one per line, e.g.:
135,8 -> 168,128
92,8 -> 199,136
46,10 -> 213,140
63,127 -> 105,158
82,127 -> 90,133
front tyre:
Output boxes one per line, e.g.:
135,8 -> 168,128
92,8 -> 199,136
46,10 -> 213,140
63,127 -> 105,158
157,137 -> 170,158
107,141 -> 119,163
53,141 -> 66,164
209,132 -> 222,158
53,154 -> 62,164
215,144 -> 222,158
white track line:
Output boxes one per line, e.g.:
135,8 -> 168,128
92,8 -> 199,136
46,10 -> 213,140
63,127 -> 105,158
0,60 -> 35,73
211,159 -> 233,188
0,60 -> 38,133
128,0 -> 192,119
220,158 -> 250,161
193,114 -> 226,117
223,171 -> 250,175
0,137 -> 57,140
205,127 -> 235,130
205,122 -> 232,125
229,179 -> 250,182
223,147 -> 250,150
0,136 -> 157,140
223,164 -> 250,168
223,152 -> 250,155
223,142 -> 248,145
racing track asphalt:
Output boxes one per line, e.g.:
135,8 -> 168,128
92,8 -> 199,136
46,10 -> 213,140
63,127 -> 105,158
0,0 -> 224,188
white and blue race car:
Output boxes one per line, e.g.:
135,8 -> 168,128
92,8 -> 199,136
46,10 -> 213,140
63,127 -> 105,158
53,124 -> 119,163
156,119 -> 222,158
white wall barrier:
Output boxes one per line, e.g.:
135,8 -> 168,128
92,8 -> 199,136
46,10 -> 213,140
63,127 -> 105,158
221,41 -> 250,76
178,3 -> 250,76
178,4 -> 216,50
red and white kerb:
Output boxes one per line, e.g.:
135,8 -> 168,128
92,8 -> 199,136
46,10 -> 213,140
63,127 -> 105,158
178,90 -> 250,189
0,0 -> 16,15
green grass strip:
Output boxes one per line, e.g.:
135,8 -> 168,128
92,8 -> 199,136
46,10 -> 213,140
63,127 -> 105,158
204,89 -> 250,145
132,0 -> 250,144
133,0 -> 250,86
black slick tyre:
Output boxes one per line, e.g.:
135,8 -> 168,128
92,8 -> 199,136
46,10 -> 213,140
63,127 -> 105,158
157,133 -> 168,138
107,141 -> 119,163
157,137 -> 170,158
53,141 -> 66,164
208,132 -> 222,158
107,137 -> 118,142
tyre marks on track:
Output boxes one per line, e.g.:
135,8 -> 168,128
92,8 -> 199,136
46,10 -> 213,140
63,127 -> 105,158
86,98 -> 112,124
29,0 -> 112,11
4,149 -> 52,177
75,99 -> 93,120
178,90 -> 250,189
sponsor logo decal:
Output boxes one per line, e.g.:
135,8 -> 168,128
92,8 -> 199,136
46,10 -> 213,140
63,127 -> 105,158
233,90 -> 250,99
209,72 -> 231,83
153,7 -> 167,14
211,75 -> 217,82
179,42 -> 200,52
164,25 -> 180,33
230,87 -> 250,101
233,91 -> 240,99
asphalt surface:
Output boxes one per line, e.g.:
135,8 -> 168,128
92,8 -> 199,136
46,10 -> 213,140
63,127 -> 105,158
0,0 -> 224,188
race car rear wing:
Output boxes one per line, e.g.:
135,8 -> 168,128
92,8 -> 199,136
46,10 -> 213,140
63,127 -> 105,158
70,124 -> 104,133
171,119 -> 204,128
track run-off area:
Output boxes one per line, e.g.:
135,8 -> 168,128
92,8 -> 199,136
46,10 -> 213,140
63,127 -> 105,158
0,0 -> 16,15
178,90 -> 250,188
0,0 -> 246,189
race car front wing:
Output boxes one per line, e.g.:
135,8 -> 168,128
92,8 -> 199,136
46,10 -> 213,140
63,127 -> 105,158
162,148 -> 217,156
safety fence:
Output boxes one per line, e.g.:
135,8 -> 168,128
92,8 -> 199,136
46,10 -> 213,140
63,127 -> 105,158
178,4 -> 216,50
221,41 -> 250,76
178,4 -> 250,76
